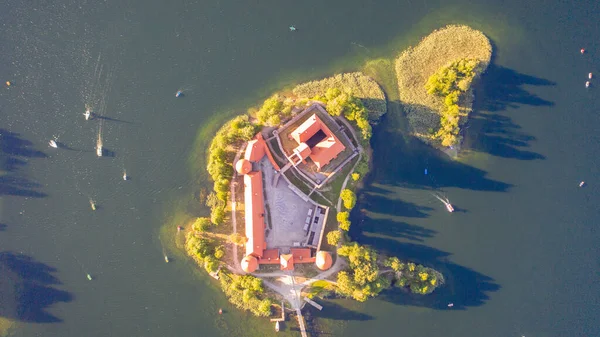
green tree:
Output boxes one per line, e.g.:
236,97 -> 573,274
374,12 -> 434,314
214,245 -> 225,259
340,189 -> 356,210
337,211 -> 351,231
192,217 -> 212,232
211,206 -> 226,225
326,230 -> 341,246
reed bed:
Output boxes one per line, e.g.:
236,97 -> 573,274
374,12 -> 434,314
293,72 -> 387,120
395,25 -> 492,144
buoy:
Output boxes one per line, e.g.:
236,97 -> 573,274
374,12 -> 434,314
581,48 -> 586,54
589,73 -> 593,79
579,181 -> 585,187
586,81 -> 590,88
5,81 -> 10,86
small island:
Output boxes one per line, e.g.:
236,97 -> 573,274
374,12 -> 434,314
178,25 -> 491,333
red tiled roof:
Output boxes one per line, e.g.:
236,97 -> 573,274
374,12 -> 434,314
241,255 -> 258,273
294,142 -> 312,160
236,159 -> 252,175
244,172 -> 265,258
289,114 -> 345,171
291,115 -> 322,144
290,248 -> 313,262
315,251 -> 333,271
280,254 -> 294,271
259,249 -> 281,264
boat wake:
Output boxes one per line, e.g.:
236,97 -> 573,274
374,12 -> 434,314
431,193 -> 454,213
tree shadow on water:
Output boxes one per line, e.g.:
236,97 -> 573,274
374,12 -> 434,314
354,230 -> 500,310
0,251 -> 73,323
369,118 -> 512,192
0,129 -> 47,198
463,65 -> 554,160
480,64 -> 555,112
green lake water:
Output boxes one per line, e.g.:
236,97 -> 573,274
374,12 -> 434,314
1,1 -> 599,336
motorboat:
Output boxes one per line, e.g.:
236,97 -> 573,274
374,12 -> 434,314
123,170 -> 127,181
164,255 -> 169,263
84,109 -> 92,120
275,321 -> 280,332
49,139 -> 58,148
445,203 -> 455,213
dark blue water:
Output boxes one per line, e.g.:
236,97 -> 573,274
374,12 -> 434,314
1,1 -> 599,336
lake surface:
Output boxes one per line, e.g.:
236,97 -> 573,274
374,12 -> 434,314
1,1 -> 599,336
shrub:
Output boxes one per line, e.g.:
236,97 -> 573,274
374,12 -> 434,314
424,58 -> 479,147
336,243 -> 390,301
337,211 -> 351,231
326,230 -> 341,246
340,189 -> 356,210
255,94 -> 293,126
219,272 -> 273,317
351,173 -> 360,181
192,217 -> 212,232
214,245 -> 225,259
211,207 -> 226,225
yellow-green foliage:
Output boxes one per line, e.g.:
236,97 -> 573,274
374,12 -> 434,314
192,217 -> 212,232
384,257 -> 443,295
219,271 -> 273,317
425,59 -> 479,146
305,279 -> 335,299
292,72 -> 387,120
326,230 -> 342,246
318,88 -> 373,141
395,25 -> 492,145
336,243 -> 391,302
337,211 -> 351,231
185,232 -> 221,273
340,188 -> 357,210
255,94 -> 293,126
206,115 -> 258,224
351,173 -> 360,181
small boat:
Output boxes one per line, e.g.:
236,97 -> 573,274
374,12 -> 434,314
579,181 -> 585,187
164,255 -> 169,263
275,321 -> 280,332
177,226 -> 183,232
447,303 -> 454,307
445,203 -> 455,213
589,73 -> 593,79
89,199 -> 97,211
581,48 -> 586,54
87,274 -> 93,281
289,26 -> 296,31
175,90 -> 183,98
123,170 -> 127,181
218,308 -> 222,315
84,109 -> 92,120
432,193 -> 454,213
49,139 -> 58,148
586,81 -> 590,88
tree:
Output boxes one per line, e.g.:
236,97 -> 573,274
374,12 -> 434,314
340,189 -> 356,210
351,173 -> 360,181
337,211 -> 351,231
192,217 -> 212,232
214,245 -> 225,259
384,256 -> 404,272
211,206 -> 226,225
326,230 -> 341,246
229,233 -> 247,246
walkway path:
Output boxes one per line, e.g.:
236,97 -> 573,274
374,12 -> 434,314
229,145 -> 245,274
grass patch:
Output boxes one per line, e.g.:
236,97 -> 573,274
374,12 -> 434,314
305,279 -> 335,299
292,72 -> 387,121
395,25 -> 492,146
